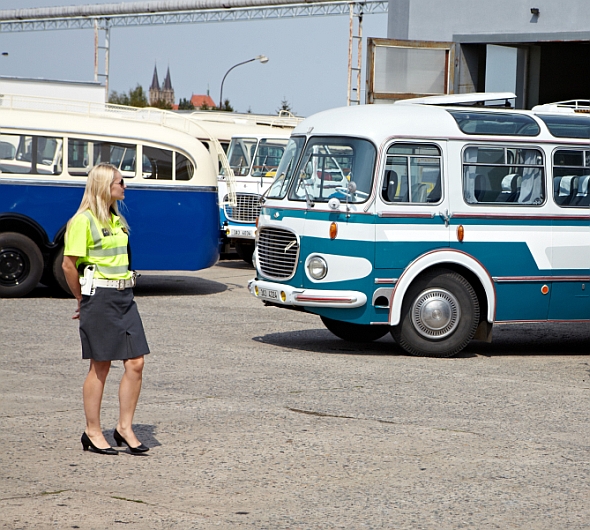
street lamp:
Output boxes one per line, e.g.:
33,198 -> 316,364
219,55 -> 268,109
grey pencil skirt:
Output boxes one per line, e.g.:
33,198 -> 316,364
79,287 -> 150,361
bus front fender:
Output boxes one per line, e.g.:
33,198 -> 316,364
388,249 -> 496,326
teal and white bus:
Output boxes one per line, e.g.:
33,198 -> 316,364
249,93 -> 590,357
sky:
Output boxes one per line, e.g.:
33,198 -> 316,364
0,1 -> 388,117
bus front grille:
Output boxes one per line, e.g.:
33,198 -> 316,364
224,193 -> 261,223
257,227 -> 299,280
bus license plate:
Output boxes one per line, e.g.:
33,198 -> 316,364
260,288 -> 278,300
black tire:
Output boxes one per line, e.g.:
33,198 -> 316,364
391,269 -> 479,358
235,240 -> 254,265
0,232 -> 43,298
51,246 -> 72,296
321,315 -> 390,343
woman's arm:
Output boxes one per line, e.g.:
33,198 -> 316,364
62,255 -> 83,319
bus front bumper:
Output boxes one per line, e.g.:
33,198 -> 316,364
248,279 -> 367,308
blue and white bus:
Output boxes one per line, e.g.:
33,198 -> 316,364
219,132 -> 295,263
186,111 -> 302,263
0,95 -> 219,297
249,93 -> 590,357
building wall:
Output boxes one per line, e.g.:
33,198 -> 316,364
387,0 -> 590,42
0,77 -> 105,103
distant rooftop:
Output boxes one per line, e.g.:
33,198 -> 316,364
0,75 -> 102,87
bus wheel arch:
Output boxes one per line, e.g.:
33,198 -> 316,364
391,267 -> 480,357
390,250 -> 495,328
0,232 -> 44,297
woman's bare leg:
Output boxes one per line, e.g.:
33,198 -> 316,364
83,360 -> 111,448
116,356 -> 144,447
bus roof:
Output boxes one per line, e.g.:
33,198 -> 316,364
292,103 -> 465,142
0,93 -> 217,181
292,96 -> 590,143
0,93 -> 219,143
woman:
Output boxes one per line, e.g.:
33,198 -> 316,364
63,163 -> 150,455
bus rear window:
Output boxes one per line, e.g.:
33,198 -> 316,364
142,146 -> 173,180
175,153 -> 194,181
449,111 -> 540,136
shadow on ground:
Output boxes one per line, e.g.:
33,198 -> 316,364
216,259 -> 254,271
104,424 -> 161,453
254,322 -> 590,358
26,274 -> 228,298
133,275 -> 227,297
254,328 -> 403,357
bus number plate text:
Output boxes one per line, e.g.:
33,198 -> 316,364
260,288 -> 278,300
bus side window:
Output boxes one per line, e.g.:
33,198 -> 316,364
463,145 -> 544,205
68,139 -> 136,177
553,148 -> 590,207
382,143 -> 442,204
0,134 -> 61,175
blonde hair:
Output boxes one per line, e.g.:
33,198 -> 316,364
67,163 -> 128,230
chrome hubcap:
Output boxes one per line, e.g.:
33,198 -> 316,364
411,288 -> 460,339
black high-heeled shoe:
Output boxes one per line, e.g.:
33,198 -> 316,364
113,428 -> 149,454
81,432 -> 117,455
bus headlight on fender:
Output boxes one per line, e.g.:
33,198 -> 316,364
307,256 -> 328,280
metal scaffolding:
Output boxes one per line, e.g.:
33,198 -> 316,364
0,1 -> 387,32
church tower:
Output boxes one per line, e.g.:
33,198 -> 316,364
149,65 -> 161,106
149,65 -> 175,107
161,67 -> 175,107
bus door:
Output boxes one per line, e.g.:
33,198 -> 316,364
548,148 -> 590,320
375,141 -> 450,270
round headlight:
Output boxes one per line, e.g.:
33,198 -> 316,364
307,256 -> 328,280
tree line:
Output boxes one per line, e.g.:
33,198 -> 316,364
109,84 -> 295,115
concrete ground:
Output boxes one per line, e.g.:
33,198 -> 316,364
0,260 -> 589,529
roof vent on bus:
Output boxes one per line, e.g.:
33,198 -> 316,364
532,100 -> 590,114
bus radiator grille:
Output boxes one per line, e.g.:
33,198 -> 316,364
257,227 -> 299,280
224,193 -> 262,223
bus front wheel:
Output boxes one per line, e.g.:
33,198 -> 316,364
321,315 -> 390,342
392,269 -> 479,358
0,232 -> 43,298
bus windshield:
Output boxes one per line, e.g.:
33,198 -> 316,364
289,137 -> 376,203
251,138 -> 289,178
223,137 -> 289,178
267,136 -> 305,199
225,137 -> 257,176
